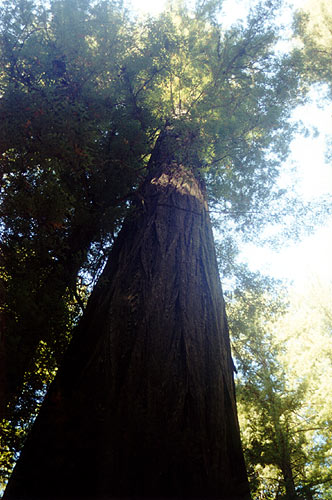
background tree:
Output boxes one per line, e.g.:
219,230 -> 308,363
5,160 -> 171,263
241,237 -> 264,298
278,280 -> 332,499
229,276 -> 332,499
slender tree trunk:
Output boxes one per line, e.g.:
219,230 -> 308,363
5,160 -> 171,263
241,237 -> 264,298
273,411 -> 298,500
0,278 -> 7,420
271,407 -> 298,500
281,461 -> 297,500
4,130 -> 251,500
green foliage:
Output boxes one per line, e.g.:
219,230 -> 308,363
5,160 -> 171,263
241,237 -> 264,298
294,0 -> 332,93
0,0 -> 142,482
294,0 -> 332,163
228,277 -> 332,499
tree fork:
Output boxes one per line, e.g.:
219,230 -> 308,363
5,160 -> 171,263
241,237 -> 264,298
4,129 -> 251,500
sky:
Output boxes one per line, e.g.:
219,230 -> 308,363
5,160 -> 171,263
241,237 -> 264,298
243,90 -> 332,286
127,0 -> 332,286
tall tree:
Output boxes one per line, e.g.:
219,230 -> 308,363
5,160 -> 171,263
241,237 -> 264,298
1,0 -> 308,496
3,127 -> 251,499
229,282 -> 306,499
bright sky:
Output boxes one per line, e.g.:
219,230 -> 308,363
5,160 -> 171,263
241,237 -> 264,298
128,0 -> 332,286
245,95 -> 332,286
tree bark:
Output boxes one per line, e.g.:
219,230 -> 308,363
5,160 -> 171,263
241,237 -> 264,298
281,456 -> 298,500
4,130 -> 251,500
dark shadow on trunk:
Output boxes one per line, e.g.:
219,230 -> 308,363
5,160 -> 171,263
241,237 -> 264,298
4,130 -> 251,500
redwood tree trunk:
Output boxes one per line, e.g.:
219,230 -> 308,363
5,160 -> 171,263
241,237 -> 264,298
4,131 -> 251,500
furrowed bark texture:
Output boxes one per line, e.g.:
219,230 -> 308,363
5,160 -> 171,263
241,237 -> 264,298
4,132 -> 250,500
